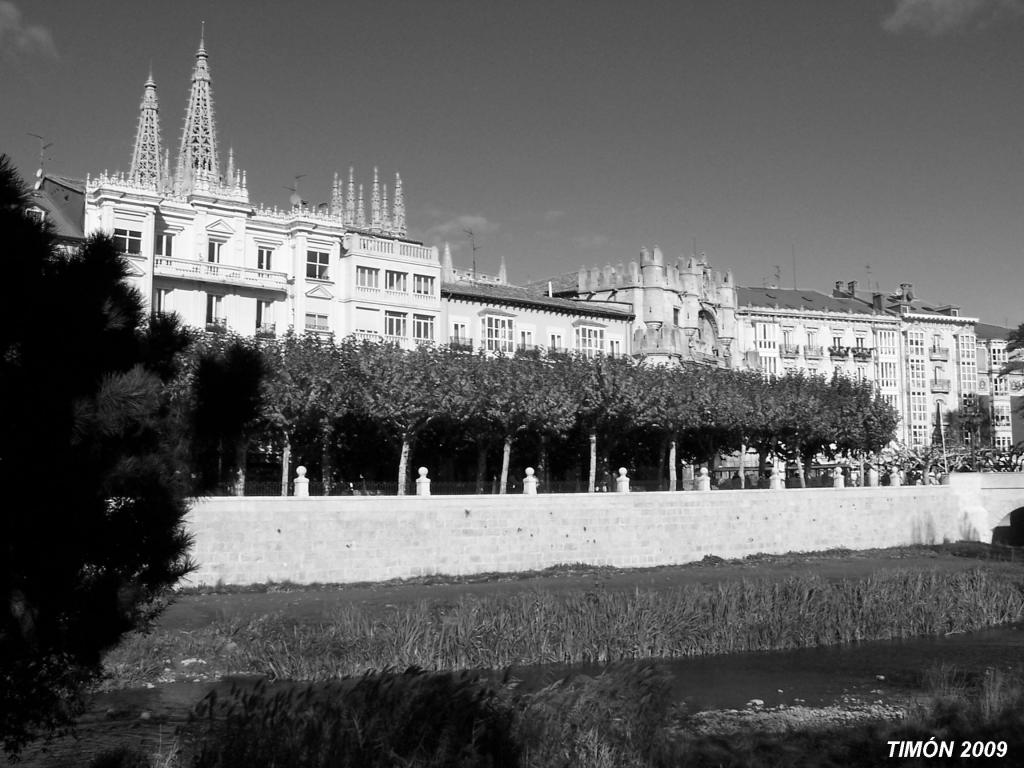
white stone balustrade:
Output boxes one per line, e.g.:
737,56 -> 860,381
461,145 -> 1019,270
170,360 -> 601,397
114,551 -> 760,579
833,468 -> 845,489
294,466 -> 309,497
416,467 -> 431,496
154,256 -> 288,290
697,467 -> 711,491
770,468 -> 783,490
523,467 -> 538,494
615,467 -> 630,493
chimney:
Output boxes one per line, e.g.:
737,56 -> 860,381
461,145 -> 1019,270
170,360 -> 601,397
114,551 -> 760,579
900,282 -> 914,302
833,280 -> 844,297
847,280 -> 858,295
872,292 -> 883,311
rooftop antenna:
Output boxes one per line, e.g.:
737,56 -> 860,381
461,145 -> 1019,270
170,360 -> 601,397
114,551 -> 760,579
865,263 -> 872,293
27,133 -> 54,169
772,264 -> 781,289
463,227 -> 480,279
284,174 -> 306,208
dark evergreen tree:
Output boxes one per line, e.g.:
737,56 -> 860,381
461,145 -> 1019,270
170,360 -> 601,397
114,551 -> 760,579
0,156 -> 194,755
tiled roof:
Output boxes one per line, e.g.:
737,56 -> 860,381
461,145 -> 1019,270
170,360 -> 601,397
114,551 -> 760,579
737,286 -> 883,316
442,280 -> 634,319
975,322 -> 1014,341
27,175 -> 85,241
523,271 -> 579,296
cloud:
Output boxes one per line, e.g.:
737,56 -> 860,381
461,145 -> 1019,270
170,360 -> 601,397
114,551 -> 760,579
543,210 -> 565,223
0,2 -> 58,61
882,0 -> 1024,35
423,213 -> 499,245
570,234 -> 610,250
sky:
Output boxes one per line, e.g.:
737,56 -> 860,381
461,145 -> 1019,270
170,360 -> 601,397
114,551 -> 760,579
3,0 -> 1024,325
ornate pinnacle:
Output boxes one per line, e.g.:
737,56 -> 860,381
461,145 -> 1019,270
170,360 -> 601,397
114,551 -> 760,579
345,167 -> 356,225
370,166 -> 381,230
393,172 -> 406,236
176,32 -> 219,190
356,183 -> 366,228
381,183 -> 391,232
129,73 -> 162,189
330,172 -> 343,216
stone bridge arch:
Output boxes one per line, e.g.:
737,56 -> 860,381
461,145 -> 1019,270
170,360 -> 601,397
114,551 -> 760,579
946,473 -> 1024,544
992,506 -> 1024,546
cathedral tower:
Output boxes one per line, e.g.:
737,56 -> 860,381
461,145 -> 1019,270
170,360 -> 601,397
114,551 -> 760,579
176,30 -> 219,190
129,71 -> 162,189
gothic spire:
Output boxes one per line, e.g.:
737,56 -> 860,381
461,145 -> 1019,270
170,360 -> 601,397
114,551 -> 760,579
129,71 -> 162,188
370,166 -> 381,230
345,167 -> 356,225
356,183 -> 366,228
381,183 -> 391,232
176,30 -> 219,188
330,171 -> 342,216
393,172 -> 406,237
441,242 -> 454,281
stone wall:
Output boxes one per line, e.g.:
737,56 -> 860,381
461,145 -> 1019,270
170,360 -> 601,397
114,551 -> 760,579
184,484 -> 980,586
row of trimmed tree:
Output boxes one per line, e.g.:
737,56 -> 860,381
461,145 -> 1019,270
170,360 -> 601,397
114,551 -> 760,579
177,332 -> 900,495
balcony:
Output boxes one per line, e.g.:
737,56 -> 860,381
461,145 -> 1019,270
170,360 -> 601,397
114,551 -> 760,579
851,347 -> 875,361
779,343 -> 800,358
828,345 -> 849,360
351,331 -> 382,343
255,323 -> 276,339
929,346 -> 950,361
449,336 -> 474,352
155,256 -> 288,292
804,345 -> 824,359
930,378 -> 951,393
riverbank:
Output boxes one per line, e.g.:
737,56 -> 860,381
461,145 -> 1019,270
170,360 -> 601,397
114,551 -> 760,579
8,544 -> 1024,767
102,544 -> 1024,691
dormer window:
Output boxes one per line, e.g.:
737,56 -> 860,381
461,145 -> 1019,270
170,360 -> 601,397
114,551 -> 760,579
26,207 -> 45,225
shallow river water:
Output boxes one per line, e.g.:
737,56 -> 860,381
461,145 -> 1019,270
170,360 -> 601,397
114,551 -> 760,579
6,622 -> 1023,767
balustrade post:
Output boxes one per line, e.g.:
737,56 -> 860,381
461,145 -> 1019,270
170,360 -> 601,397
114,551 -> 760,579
697,467 -> 711,491
615,467 -> 630,493
522,467 -> 538,495
890,469 -> 902,487
294,466 -> 309,497
833,467 -> 845,489
416,467 -> 431,496
770,467 -> 783,490
866,466 -> 879,487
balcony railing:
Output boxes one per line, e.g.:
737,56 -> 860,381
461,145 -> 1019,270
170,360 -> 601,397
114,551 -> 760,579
828,345 -> 849,360
155,256 -> 288,291
929,346 -> 950,361
351,331 -> 382,343
851,347 -> 874,361
930,378 -> 951,393
804,345 -> 824,359
779,343 -> 800,358
449,336 -> 474,351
